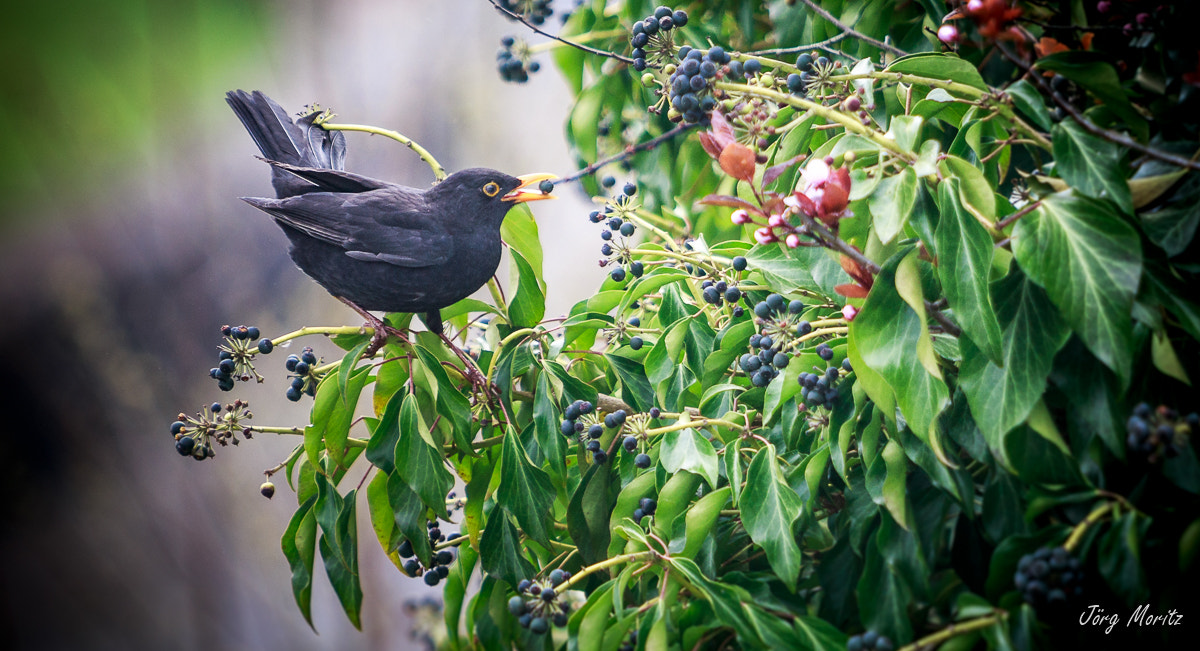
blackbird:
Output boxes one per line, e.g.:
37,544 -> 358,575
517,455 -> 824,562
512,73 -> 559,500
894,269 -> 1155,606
226,90 -> 555,344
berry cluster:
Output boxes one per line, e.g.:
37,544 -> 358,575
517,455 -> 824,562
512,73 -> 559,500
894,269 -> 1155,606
497,0 -> 553,26
847,630 -> 894,651
798,359 -> 851,408
1126,402 -> 1195,464
1014,546 -> 1084,611
624,316 -> 645,350
209,325 -> 270,391
700,277 -> 745,316
497,36 -> 540,83
284,347 -> 320,401
665,45 -> 729,123
629,6 -> 689,71
398,521 -> 461,587
170,399 -> 254,461
632,496 -> 657,522
508,570 -> 572,634
589,183 -> 644,283
741,332 -> 791,388
621,406 -> 660,469
790,53 -> 840,98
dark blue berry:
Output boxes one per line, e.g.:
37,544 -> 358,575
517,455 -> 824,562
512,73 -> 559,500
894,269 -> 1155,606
620,222 -> 636,237
171,421 -> 185,435
754,302 -> 772,318
219,359 -> 236,375
630,336 -> 644,350
562,419 -> 576,436
628,317 -> 641,327
744,59 -> 761,75
611,267 -> 627,282
424,571 -> 440,586
301,350 -> 317,365
788,300 -> 804,314
796,321 -> 812,336
635,453 -> 651,468
294,361 -> 310,375
593,450 -> 608,464
654,6 -> 672,19
589,424 -> 604,439
176,436 -> 195,456
623,182 -> 637,196
623,436 -> 638,451
633,508 -> 645,520
601,230 -> 613,241
672,10 -> 688,27
509,595 -> 527,615
257,338 -> 274,354
759,335 -> 773,349
732,256 -> 748,271
649,407 -> 661,418
630,261 -> 644,277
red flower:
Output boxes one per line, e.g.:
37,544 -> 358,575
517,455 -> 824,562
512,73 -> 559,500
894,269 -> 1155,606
791,157 -> 852,227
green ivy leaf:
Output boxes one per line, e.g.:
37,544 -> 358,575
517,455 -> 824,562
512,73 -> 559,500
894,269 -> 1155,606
745,243 -> 851,301
305,363 -> 369,472
497,425 -> 556,550
281,496 -> 318,629
741,444 -> 805,589
856,532 -> 914,644
1098,511 -> 1152,607
315,477 -> 362,629
1140,173 -> 1200,257
886,52 -> 988,92
960,269 -> 1071,454
479,508 -> 534,589
849,249 -> 950,454
1035,52 -> 1149,141
1052,120 -> 1133,214
936,178 -> 1003,363
868,168 -> 918,244
660,428 -> 719,489
1013,190 -> 1142,385
567,456 -> 615,565
394,393 -> 453,520
605,352 -> 655,412
507,249 -> 545,329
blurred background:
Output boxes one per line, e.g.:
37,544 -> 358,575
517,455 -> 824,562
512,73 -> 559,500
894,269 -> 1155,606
0,1 -> 601,648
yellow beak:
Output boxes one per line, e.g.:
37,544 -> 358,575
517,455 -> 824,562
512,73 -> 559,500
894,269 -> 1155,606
503,173 -> 558,203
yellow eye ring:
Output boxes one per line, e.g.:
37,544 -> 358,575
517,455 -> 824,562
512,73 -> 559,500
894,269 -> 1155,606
482,182 -> 500,197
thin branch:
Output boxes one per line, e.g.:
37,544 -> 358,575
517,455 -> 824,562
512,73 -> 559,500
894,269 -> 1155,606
797,0 -> 908,57
558,123 -> 697,184
925,300 -> 963,338
795,212 -> 881,275
747,32 -> 851,57
486,0 -> 633,64
996,43 -> 1200,172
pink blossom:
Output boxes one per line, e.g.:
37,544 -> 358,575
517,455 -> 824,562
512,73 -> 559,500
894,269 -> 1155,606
967,0 -> 983,10
785,234 -> 801,249
842,304 -> 859,321
768,213 -> 784,227
754,227 -> 776,244
793,157 -> 853,226
731,209 -> 750,225
938,25 -> 958,43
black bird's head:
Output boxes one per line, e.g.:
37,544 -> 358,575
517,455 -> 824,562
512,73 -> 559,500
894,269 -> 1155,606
427,168 -> 556,226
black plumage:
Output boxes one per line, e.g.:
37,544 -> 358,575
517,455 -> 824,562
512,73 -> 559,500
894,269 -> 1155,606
225,90 -> 553,338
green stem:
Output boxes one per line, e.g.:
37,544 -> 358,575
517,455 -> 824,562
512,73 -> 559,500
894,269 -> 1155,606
271,326 -> 377,347
558,551 -> 656,592
716,82 -> 916,163
528,28 -> 624,54
647,417 -> 741,437
898,613 -> 1004,651
318,122 -> 447,180
1064,501 -> 1116,552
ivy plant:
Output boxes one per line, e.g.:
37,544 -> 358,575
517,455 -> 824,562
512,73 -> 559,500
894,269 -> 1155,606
170,1 -> 1198,649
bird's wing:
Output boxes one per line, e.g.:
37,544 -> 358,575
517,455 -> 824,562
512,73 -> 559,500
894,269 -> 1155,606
242,187 -> 453,268
261,158 -> 391,194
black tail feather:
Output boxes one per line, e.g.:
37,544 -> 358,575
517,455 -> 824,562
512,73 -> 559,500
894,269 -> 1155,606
226,90 -> 347,198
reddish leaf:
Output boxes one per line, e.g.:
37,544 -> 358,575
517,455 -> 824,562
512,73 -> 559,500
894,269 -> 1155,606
698,132 -> 724,160
835,284 -> 870,298
762,154 -> 807,187
719,143 -> 757,182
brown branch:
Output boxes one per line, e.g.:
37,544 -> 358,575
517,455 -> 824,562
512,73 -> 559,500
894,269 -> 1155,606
486,0 -> 633,64
925,300 -> 963,338
748,32 -> 854,60
996,43 -> 1200,172
795,213 -> 881,275
558,123 -> 697,184
797,0 -> 908,57
995,199 -> 1041,231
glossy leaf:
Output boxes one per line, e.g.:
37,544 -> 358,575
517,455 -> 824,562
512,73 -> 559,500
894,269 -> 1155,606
1052,120 -> 1132,214
741,445 -> 805,589
281,496 -> 318,629
660,427 -> 719,489
497,425 -> 556,549
936,178 -> 1003,363
960,269 -> 1070,453
1013,190 -> 1142,384
394,393 -> 453,519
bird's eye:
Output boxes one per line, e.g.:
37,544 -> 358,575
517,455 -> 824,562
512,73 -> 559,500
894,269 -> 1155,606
482,182 -> 500,197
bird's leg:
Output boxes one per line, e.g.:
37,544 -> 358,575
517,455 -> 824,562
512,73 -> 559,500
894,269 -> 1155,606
337,297 -> 409,356
425,309 -> 491,394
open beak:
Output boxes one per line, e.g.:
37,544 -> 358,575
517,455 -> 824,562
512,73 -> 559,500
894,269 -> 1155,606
503,173 -> 558,203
